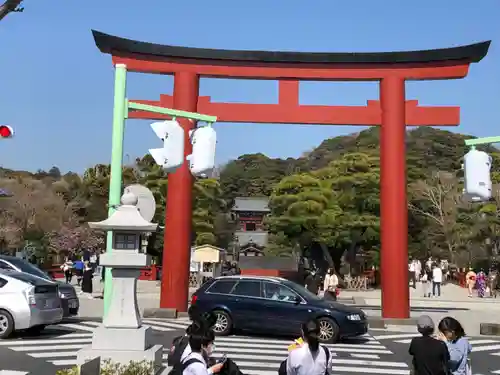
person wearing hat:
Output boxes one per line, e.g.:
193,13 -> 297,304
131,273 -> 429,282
408,315 -> 450,375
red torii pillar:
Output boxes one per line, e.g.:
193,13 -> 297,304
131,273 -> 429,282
92,30 -> 490,318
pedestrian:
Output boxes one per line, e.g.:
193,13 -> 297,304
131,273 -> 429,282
323,268 -> 338,301
81,261 -> 94,298
488,268 -> 498,298
424,267 -> 433,297
285,319 -> 332,375
416,259 -> 422,282
100,266 -> 105,299
60,257 -> 74,284
305,270 -> 321,295
90,252 -> 98,273
409,260 -> 417,289
476,269 -> 486,298
408,315 -> 449,375
74,258 -> 84,287
436,317 -> 472,375
420,268 -> 430,298
171,321 -> 223,375
432,263 -> 443,297
465,268 -> 476,298
167,305 -> 214,367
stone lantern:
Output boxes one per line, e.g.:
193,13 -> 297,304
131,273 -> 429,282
77,191 -> 163,373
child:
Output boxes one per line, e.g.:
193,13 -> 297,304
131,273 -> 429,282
409,315 -> 449,375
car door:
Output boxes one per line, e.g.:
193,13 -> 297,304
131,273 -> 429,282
262,281 -> 313,335
227,280 -> 265,331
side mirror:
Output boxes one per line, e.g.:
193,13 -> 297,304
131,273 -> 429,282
293,296 -> 302,304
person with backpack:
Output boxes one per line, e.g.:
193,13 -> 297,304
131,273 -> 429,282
167,306 -> 217,368
170,321 -> 223,375
284,319 -> 332,375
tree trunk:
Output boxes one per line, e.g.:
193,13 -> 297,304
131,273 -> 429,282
0,0 -> 23,22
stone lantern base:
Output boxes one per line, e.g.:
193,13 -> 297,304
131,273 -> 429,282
76,325 -> 163,374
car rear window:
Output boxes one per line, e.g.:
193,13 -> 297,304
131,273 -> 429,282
206,279 -> 237,295
231,280 -> 261,298
34,285 -> 58,294
5,272 -> 55,287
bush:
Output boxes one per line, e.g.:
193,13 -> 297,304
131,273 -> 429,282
56,359 -> 155,375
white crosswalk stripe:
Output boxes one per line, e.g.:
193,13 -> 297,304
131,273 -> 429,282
0,330 -> 410,374
161,335 -> 410,375
36,318 -> 192,334
0,319 -> 191,367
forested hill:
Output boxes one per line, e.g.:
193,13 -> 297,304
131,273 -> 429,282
219,127 -> 499,201
2,127 -> 499,267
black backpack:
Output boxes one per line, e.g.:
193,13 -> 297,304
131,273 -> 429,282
278,346 -> 330,375
167,335 -> 190,367
168,358 -> 203,375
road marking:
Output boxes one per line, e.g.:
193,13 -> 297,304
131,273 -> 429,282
332,366 -> 409,375
3,329 -> 406,375
373,333 -> 420,340
394,339 -> 413,344
10,344 -> 88,351
331,359 -> 408,368
351,353 -> 381,359
31,351 -> 78,358
0,338 -> 91,346
143,319 -> 190,329
472,344 -> 500,352
57,323 -> 95,332
468,339 -> 500,345
52,359 -> 79,366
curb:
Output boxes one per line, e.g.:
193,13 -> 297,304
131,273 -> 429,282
480,323 -> 500,336
367,317 -> 419,329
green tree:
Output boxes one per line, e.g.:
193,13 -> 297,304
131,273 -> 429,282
192,178 -> 226,246
408,172 -> 476,263
266,173 -> 342,263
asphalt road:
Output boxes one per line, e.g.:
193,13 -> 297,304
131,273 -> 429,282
2,320 -> 500,375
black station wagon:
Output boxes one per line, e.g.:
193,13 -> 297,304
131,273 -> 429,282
190,275 -> 368,343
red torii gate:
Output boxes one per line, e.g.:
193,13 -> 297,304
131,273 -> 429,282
92,30 -> 490,318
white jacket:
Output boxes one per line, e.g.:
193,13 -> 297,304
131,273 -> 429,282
323,274 -> 338,292
287,343 -> 332,375
182,351 -> 209,375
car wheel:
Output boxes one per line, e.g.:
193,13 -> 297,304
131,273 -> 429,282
317,317 -> 340,343
0,309 -> 14,339
211,310 -> 232,336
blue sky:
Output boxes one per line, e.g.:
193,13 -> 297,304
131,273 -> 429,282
0,0 -> 498,173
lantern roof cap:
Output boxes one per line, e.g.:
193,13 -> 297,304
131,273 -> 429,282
88,191 -> 158,232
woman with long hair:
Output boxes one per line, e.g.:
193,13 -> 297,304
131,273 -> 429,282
286,319 -> 332,375
476,269 -> 487,298
323,268 -> 338,301
437,317 -> 472,375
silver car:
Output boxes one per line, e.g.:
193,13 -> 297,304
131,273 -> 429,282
0,256 -> 79,317
0,271 -> 63,339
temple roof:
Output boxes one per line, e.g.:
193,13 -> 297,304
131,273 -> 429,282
92,30 -> 490,65
232,197 -> 270,212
